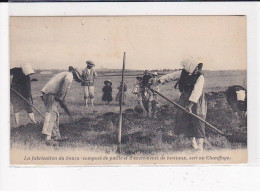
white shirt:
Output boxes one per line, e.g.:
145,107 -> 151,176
159,70 -> 205,103
188,75 -> 204,103
87,68 -> 91,74
41,72 -> 73,94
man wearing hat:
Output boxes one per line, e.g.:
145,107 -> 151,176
142,70 -> 153,87
81,61 -> 97,108
136,70 -> 159,118
41,66 -> 82,146
141,72 -> 160,118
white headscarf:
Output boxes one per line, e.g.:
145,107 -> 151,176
21,63 -> 34,75
181,57 -> 198,74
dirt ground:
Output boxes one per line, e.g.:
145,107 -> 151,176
10,70 -> 247,155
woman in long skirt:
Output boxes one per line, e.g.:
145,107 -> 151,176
154,58 -> 207,151
10,63 -> 37,127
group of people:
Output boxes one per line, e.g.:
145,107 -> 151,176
132,70 -> 160,118
10,58 -> 247,151
76,60 -> 128,106
101,80 -> 128,105
10,60 -> 129,146
130,58 -> 206,151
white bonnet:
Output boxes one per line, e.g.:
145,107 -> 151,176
21,63 -> 34,75
181,57 -> 198,74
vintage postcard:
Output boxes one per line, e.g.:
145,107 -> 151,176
10,16 -> 247,165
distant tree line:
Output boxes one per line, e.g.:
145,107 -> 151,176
151,68 -> 180,72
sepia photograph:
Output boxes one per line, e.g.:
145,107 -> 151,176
9,15 -> 247,165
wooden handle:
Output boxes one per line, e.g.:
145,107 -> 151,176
117,52 -> 126,153
149,87 -> 225,136
11,87 -> 45,119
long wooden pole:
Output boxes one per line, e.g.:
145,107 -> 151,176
149,87 -> 225,136
10,87 -> 45,119
117,52 -> 126,154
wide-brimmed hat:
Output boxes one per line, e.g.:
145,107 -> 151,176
104,80 -> 112,85
86,61 -> 95,67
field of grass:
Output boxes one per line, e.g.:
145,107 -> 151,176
10,69 -> 247,155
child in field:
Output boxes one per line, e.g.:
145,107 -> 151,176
102,80 -> 113,105
132,76 -> 143,100
132,76 -> 145,114
142,72 -> 160,118
116,81 -> 128,105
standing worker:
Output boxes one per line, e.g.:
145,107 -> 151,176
10,63 -> 37,127
41,66 -> 82,146
139,71 -> 159,118
148,72 -> 160,118
154,58 -> 207,151
81,61 -> 97,108
132,76 -> 143,108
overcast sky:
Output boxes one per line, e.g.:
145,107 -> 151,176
10,16 -> 246,71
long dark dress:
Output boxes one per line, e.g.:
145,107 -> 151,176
176,71 -> 207,138
102,85 -> 113,102
176,91 -> 207,138
159,70 -> 207,138
10,68 -> 33,113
